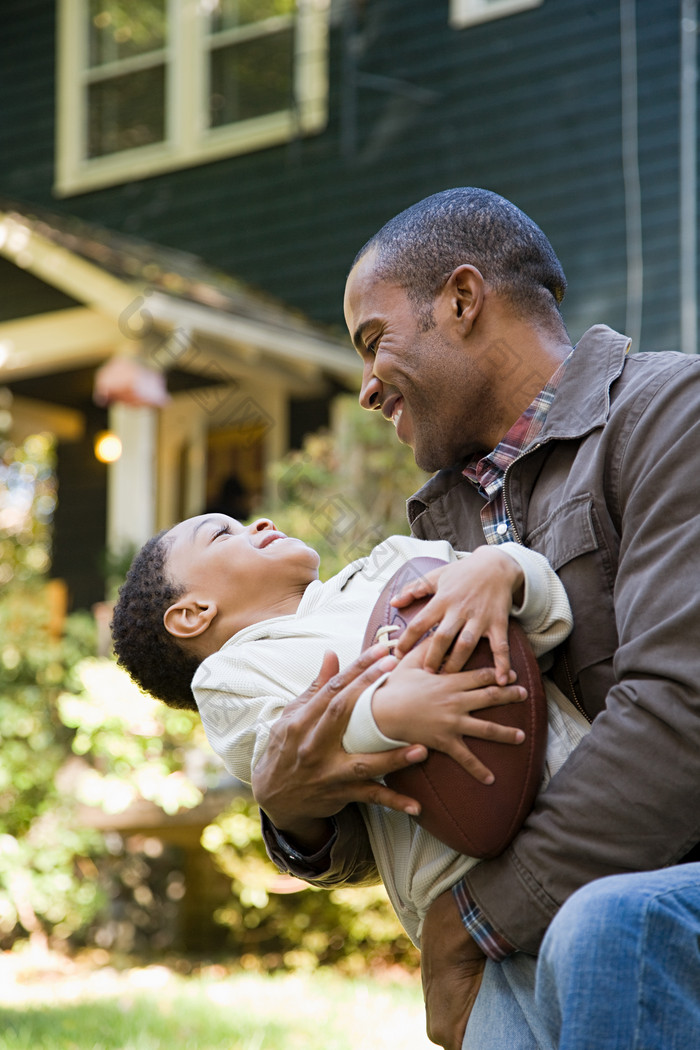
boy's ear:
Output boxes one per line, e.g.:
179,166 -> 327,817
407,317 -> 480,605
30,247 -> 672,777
163,597 -> 217,640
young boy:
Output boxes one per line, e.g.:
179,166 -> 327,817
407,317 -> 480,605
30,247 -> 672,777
111,514 -> 587,945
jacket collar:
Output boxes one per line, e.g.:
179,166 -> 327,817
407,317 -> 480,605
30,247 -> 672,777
539,324 -> 630,441
407,325 -> 630,524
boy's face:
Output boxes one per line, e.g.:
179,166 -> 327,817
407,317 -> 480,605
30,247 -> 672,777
164,515 -> 321,648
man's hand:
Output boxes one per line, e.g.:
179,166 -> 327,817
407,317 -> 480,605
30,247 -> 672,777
251,644 -> 428,851
421,889 -> 486,1050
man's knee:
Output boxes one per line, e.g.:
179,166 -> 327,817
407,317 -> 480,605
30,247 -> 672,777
544,866 -> 700,966
537,868 -> 700,1049
541,874 -> 644,974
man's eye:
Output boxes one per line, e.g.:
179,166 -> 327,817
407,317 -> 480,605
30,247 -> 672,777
365,338 -> 378,355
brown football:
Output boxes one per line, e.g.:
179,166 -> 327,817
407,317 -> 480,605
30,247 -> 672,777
362,556 -> 548,859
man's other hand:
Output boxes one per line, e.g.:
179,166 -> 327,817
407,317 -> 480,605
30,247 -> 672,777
251,645 -> 428,851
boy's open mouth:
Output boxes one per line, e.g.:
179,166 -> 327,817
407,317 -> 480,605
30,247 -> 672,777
256,531 -> 287,549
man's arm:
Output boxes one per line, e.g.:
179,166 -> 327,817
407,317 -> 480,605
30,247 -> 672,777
260,804 -> 380,888
462,360 -> 700,952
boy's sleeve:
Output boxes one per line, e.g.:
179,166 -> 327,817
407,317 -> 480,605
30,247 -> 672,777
341,672 -> 409,753
193,656 -> 287,785
496,541 -> 573,658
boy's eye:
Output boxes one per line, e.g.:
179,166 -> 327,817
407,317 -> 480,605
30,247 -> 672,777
213,524 -> 231,539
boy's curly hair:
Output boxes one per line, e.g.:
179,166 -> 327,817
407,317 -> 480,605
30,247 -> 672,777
111,530 -> 199,710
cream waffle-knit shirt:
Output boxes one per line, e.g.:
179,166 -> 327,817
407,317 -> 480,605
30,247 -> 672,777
193,535 -> 586,945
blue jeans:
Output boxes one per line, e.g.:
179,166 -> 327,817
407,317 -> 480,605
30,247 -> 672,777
463,865 -> 700,1050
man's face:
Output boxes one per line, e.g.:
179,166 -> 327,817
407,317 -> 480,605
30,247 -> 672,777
344,250 -> 497,471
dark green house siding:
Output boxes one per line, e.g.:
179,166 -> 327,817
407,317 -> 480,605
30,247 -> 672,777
0,0 -> 693,350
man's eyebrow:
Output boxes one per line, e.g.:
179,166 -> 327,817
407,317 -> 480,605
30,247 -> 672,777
352,319 -> 379,353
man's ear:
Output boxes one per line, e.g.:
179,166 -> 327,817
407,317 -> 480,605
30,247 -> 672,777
163,597 -> 217,640
442,264 -> 485,335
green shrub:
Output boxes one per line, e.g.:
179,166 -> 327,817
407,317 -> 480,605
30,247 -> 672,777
0,591 -> 103,944
202,796 -> 419,974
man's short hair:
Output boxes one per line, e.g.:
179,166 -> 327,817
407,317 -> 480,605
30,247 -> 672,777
354,187 -> 567,325
111,531 -> 199,711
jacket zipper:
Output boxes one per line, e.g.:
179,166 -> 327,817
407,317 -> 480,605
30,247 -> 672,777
502,443 -> 541,545
502,485 -> 522,543
562,650 -> 591,723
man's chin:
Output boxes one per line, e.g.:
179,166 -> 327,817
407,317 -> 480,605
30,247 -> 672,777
413,447 -> 443,473
412,437 -> 464,474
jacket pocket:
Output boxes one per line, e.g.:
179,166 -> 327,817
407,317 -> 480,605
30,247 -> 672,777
524,494 -> 618,710
525,492 -> 599,570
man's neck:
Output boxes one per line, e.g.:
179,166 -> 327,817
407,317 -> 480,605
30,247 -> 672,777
485,329 -> 572,448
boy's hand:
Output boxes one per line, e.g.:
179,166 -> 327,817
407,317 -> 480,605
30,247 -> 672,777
371,642 -> 527,783
391,547 -> 525,679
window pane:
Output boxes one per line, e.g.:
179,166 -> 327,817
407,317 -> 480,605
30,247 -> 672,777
209,29 -> 293,127
87,65 -> 166,156
89,0 -> 167,66
210,0 -> 295,34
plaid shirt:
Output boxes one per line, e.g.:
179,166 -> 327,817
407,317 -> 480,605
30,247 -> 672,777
454,352 -> 571,960
462,354 -> 570,545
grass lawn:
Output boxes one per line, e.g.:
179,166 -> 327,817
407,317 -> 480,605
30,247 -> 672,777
0,947 -> 435,1050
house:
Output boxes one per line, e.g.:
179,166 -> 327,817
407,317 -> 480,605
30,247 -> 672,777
0,201 -> 359,609
0,0 -> 696,609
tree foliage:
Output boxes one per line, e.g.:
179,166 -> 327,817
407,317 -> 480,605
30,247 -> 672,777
0,430 -> 101,943
0,428 -> 56,585
1,401 -> 426,971
0,429 -> 210,946
269,394 -> 428,578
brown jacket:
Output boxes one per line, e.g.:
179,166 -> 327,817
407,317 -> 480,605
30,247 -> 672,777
264,326 -> 700,953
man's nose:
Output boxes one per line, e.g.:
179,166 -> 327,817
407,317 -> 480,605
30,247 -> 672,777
359,366 -> 383,411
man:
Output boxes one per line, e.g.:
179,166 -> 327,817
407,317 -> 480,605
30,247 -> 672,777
252,188 -> 700,1049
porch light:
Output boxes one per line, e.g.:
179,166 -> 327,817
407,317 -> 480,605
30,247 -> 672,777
94,430 -> 122,463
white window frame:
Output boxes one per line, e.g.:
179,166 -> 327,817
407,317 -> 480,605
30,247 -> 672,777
55,0 -> 330,197
450,0 -> 543,29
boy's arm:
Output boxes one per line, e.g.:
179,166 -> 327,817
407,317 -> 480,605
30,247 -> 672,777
344,543 -> 572,758
496,542 -> 572,657
342,650 -> 527,783
391,543 -> 571,674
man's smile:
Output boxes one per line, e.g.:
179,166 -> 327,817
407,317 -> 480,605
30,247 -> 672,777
382,394 -> 404,428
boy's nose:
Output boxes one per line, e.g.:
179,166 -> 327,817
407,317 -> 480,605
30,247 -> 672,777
249,518 -> 276,533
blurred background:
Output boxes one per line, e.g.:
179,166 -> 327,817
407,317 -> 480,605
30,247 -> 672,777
0,0 -> 696,1044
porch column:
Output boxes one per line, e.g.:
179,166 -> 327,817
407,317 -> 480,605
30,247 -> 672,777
106,402 -> 158,554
